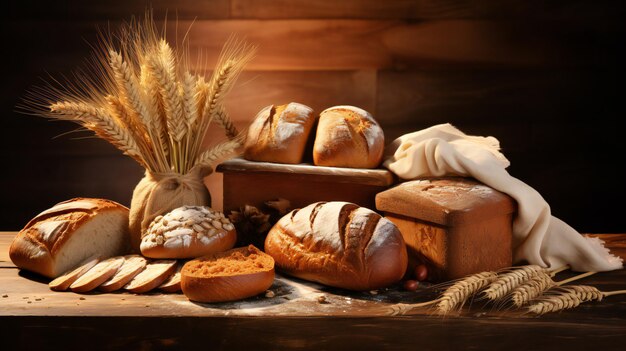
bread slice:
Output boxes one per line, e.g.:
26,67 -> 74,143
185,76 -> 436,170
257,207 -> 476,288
99,255 -> 148,292
158,263 -> 182,293
181,245 -> 275,303
124,260 -> 177,293
70,256 -> 126,293
9,198 -> 130,278
49,257 -> 100,291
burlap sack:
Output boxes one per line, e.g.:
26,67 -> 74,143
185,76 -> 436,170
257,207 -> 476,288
129,166 -> 211,252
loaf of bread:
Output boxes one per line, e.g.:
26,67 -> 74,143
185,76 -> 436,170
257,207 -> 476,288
9,198 -> 130,278
181,245 -> 275,303
244,102 -> 316,164
264,201 -> 407,290
313,106 -> 384,168
141,206 -> 236,259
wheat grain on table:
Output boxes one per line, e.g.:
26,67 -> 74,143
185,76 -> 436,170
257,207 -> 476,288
1,231 -> 625,350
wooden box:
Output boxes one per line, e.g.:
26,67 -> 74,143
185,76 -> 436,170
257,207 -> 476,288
216,158 -> 395,213
375,178 -> 516,282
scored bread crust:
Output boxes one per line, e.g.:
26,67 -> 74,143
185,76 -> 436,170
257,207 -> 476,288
313,106 -> 384,168
244,102 -> 316,164
264,201 -> 407,291
181,245 -> 275,303
9,198 -> 130,278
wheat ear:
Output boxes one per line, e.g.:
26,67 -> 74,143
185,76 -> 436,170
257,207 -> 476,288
50,101 -> 146,167
527,285 -> 626,315
509,271 -> 597,308
195,135 -> 244,169
109,50 -> 167,171
390,271 -> 497,316
482,265 -> 568,301
214,105 -> 240,140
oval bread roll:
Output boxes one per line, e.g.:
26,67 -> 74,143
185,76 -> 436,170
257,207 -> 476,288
141,206 -> 236,259
181,245 -> 275,303
313,106 -> 384,168
244,102 -> 316,164
9,198 -> 130,278
265,201 -> 407,291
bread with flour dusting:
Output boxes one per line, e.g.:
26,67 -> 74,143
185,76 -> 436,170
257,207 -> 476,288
141,206 -> 236,259
313,105 -> 384,168
244,102 -> 316,164
9,198 -> 130,278
264,201 -> 407,290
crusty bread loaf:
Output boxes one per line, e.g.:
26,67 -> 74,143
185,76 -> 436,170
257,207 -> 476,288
264,201 -> 407,290
49,257 -> 100,291
313,106 -> 384,168
99,255 -> 148,292
181,245 -> 275,303
70,256 -> 126,293
141,206 -> 236,259
9,198 -> 130,278
244,102 -> 316,164
124,260 -> 177,293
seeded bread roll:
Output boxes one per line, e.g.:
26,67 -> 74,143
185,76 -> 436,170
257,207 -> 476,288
264,201 -> 407,291
313,106 -> 384,168
141,206 -> 237,259
181,245 -> 275,303
9,198 -> 130,278
244,102 -> 316,164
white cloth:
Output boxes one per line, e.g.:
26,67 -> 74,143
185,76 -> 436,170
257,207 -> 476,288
384,123 -> 623,272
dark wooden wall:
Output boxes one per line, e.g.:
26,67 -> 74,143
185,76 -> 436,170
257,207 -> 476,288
1,0 -> 625,232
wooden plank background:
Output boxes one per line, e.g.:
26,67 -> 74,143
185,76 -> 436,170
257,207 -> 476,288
1,0 -> 624,233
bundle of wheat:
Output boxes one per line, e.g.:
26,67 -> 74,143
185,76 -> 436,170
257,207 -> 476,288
24,14 -> 255,251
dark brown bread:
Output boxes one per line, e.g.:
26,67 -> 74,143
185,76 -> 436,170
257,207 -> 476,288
181,245 -> 275,303
264,201 -> 407,291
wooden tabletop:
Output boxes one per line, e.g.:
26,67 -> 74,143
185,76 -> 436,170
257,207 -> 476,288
1,231 -> 625,350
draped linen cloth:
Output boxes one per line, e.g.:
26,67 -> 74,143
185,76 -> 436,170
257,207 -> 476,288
384,123 -> 622,272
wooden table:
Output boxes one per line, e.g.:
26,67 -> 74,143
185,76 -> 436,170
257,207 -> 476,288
1,232 -> 625,350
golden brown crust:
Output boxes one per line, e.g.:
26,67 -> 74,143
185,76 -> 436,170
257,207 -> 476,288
313,106 -> 384,169
264,202 -> 407,291
181,246 -> 275,302
140,228 -> 236,259
244,102 -> 316,164
9,198 -> 129,278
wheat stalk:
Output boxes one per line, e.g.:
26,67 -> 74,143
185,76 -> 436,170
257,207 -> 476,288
50,101 -> 146,167
506,271 -> 596,308
526,285 -> 626,315
482,265 -> 568,301
390,271 -> 497,316
195,135 -> 244,169
25,16 -> 253,178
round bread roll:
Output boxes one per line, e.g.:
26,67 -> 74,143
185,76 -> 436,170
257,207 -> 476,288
243,102 -> 316,164
313,105 -> 384,168
265,201 -> 407,291
141,206 -> 236,259
181,245 -> 275,303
